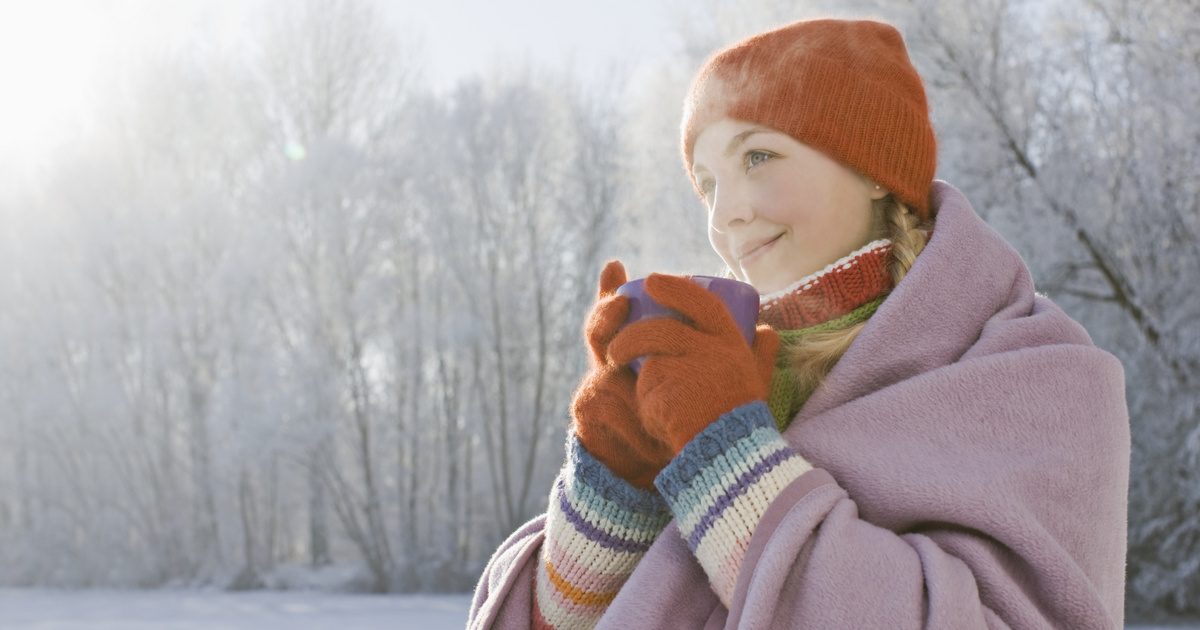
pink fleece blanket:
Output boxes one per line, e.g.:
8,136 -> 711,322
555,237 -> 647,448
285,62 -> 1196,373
469,179 -> 1130,629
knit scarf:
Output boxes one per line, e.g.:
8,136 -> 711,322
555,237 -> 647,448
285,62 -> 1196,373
758,238 -> 895,431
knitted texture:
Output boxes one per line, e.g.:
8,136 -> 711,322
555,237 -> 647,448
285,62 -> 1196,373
758,238 -> 893,330
606,274 -> 779,455
766,297 -> 884,431
534,431 -> 671,629
758,239 -> 895,430
572,259 -> 675,490
654,400 -> 812,608
680,18 -> 938,219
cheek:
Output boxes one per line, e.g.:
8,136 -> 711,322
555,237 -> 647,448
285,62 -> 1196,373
752,169 -> 806,223
707,224 -> 723,250
708,226 -> 735,262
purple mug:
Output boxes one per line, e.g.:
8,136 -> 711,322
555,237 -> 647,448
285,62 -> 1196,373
614,275 -> 759,373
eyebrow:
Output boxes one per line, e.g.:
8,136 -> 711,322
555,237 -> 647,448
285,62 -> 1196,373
692,127 -> 772,178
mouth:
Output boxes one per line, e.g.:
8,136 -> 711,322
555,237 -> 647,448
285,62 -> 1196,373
738,233 -> 784,266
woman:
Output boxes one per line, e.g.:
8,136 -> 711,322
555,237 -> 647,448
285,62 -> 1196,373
469,18 -> 1129,630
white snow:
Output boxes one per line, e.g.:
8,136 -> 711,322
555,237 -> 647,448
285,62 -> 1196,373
0,589 -> 472,629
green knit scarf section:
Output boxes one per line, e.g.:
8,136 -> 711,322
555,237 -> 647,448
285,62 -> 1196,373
766,295 -> 886,432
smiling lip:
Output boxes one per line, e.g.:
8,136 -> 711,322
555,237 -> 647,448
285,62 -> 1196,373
737,233 -> 784,263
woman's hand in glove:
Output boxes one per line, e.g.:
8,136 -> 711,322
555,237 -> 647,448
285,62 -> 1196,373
606,273 -> 780,454
569,260 -> 675,490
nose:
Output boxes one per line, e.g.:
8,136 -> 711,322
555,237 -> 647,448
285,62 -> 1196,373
709,180 -> 753,233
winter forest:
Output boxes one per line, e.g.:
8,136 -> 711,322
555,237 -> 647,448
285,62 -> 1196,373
0,0 -> 1196,623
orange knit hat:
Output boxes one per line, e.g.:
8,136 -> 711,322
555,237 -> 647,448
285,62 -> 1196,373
680,18 -> 938,220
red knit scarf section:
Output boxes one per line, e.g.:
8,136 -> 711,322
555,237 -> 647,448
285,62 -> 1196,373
757,239 -> 895,330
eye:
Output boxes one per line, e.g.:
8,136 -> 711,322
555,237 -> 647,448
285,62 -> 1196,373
745,150 -> 775,170
697,150 -> 775,202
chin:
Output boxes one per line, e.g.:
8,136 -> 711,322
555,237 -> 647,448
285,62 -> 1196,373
748,269 -> 799,294
732,263 -> 783,292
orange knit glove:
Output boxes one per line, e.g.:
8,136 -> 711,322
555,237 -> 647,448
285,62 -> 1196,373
569,260 -> 675,490
606,273 -> 781,454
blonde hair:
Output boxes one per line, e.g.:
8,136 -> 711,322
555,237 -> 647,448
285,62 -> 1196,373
718,195 -> 933,395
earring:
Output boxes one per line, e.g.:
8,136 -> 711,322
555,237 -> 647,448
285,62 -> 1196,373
875,185 -> 881,190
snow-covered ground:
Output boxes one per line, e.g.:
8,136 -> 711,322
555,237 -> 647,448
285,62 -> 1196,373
0,588 -> 1195,629
0,589 -> 472,629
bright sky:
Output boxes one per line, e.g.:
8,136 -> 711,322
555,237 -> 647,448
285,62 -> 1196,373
0,1 -> 250,176
379,0 -> 679,93
0,0 -> 678,177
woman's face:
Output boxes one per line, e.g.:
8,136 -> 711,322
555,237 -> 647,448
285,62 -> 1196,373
691,117 -> 888,294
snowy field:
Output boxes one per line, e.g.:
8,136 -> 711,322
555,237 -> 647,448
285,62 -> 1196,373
0,589 -> 472,629
0,588 -> 1196,629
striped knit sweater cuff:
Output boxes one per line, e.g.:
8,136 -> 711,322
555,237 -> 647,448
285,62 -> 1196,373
534,431 -> 672,629
653,400 -> 813,608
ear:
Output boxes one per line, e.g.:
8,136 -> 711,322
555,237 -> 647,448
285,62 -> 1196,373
866,177 -> 890,201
